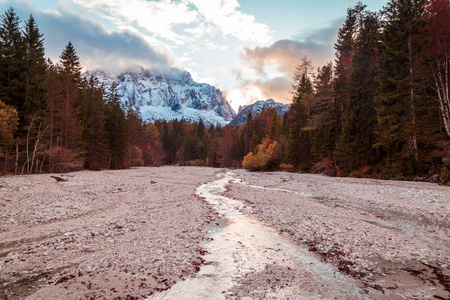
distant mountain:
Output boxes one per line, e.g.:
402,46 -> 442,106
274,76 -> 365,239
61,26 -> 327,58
228,99 -> 290,126
83,67 -> 236,126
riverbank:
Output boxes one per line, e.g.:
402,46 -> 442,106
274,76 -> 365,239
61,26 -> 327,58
0,167 -> 218,299
1,167 -> 449,299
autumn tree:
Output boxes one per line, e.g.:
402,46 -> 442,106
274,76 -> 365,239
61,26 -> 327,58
0,100 -> 18,173
243,139 -> 281,171
422,0 -> 450,137
141,122 -> 165,166
217,126 -> 236,167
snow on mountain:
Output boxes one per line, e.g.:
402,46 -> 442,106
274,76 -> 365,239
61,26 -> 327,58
83,67 -> 236,126
228,99 -> 290,126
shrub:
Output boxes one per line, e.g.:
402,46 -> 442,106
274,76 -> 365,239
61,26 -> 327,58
50,147 -> 83,173
279,163 -> 294,172
311,157 -> 336,176
440,166 -> 450,186
191,159 -> 206,166
243,140 -> 280,171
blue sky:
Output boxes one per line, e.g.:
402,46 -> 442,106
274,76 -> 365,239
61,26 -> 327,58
0,0 -> 388,110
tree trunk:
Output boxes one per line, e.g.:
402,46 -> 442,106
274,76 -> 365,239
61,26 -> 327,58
431,51 -> 450,137
408,30 -> 419,164
15,138 -> 19,174
4,147 -> 7,174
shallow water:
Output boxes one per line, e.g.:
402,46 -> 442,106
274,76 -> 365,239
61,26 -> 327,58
149,171 -> 365,300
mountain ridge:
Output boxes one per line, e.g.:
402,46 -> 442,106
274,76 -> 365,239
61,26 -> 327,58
229,99 -> 290,126
83,67 -> 236,126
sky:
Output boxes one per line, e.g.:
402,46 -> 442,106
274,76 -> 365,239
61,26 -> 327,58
0,0 -> 388,111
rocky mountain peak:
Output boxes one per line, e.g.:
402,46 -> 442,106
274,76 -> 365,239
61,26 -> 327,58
83,67 -> 235,126
230,99 -> 290,126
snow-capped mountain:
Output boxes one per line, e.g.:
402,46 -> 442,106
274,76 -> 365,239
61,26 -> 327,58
83,67 -> 236,126
228,99 -> 290,126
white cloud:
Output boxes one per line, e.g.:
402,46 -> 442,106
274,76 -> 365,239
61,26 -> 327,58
71,0 -> 273,45
71,0 -> 198,44
189,0 -> 272,44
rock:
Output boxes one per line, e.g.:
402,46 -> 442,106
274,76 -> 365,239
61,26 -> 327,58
50,176 -> 67,182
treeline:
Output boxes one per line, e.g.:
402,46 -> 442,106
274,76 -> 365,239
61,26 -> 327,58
0,8 -> 144,173
1,0 -> 449,184
150,0 -> 450,183
246,0 -> 450,182
282,0 -> 449,180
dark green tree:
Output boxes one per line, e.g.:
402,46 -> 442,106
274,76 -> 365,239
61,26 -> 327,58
375,0 -> 431,175
0,8 -> 25,114
334,12 -> 380,173
58,42 -> 82,150
286,56 -> 314,170
22,14 -> 47,120
333,2 -> 366,133
309,62 -> 336,161
79,76 -> 107,170
104,87 -> 127,169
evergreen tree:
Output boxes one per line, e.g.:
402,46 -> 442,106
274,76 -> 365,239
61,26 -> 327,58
309,62 -> 336,161
79,76 -> 107,170
335,12 -> 380,173
375,0 -> 431,175
45,59 -> 63,169
333,2 -> 366,134
0,8 -> 26,115
104,87 -> 127,169
286,56 -> 314,170
22,14 -> 47,120
58,41 -> 82,150
268,111 -> 282,142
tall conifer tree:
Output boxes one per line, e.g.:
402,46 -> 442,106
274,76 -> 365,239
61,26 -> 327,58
58,42 -> 82,150
0,8 -> 25,115
335,12 -> 380,172
23,14 -> 47,119
376,0 -> 431,175
79,76 -> 107,170
286,57 -> 314,170
104,86 -> 127,169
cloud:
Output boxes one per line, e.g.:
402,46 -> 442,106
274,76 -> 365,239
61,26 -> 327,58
237,19 -> 342,103
254,76 -> 292,103
190,0 -> 272,44
72,0 -> 272,45
0,0 -> 176,74
71,0 -> 198,45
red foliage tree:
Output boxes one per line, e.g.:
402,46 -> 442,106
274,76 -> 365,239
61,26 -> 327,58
423,0 -> 450,137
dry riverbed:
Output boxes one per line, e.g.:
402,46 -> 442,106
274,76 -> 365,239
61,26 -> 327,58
0,167 -> 449,299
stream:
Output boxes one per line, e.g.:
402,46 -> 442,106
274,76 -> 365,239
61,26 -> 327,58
149,171 -> 366,299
